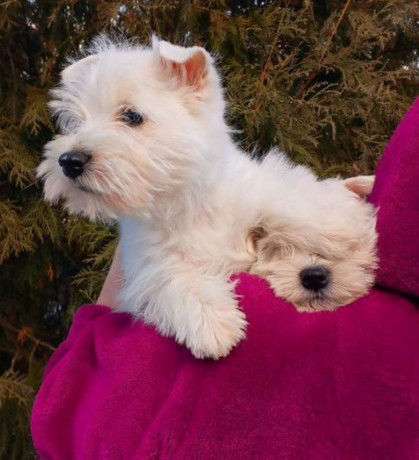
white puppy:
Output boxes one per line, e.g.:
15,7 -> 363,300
37,37 -> 377,359
247,173 -> 377,312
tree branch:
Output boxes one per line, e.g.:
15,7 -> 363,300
320,0 -> 351,62
299,0 -> 351,99
254,18 -> 283,113
0,319 -> 56,352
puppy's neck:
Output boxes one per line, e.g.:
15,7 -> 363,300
120,133 -> 244,232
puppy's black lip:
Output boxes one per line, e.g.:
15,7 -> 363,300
62,167 -> 84,179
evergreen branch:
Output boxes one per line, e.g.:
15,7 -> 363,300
0,201 -> 34,262
254,17 -> 283,113
320,0 -> 351,62
299,0 -> 351,99
0,0 -> 19,8
0,370 -> 33,407
297,69 -> 325,99
0,319 -> 56,352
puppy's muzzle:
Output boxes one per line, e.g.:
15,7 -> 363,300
300,267 -> 330,292
59,150 -> 91,179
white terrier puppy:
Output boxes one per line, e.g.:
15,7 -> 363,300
247,173 -> 377,313
37,37 -> 377,359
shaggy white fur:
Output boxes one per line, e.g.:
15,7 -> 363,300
37,37 -> 377,359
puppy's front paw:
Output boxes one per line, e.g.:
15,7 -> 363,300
186,305 -> 247,360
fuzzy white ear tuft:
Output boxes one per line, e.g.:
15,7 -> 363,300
343,175 -> 375,199
61,55 -> 98,82
153,38 -> 210,89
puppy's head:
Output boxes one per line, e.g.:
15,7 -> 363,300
37,36 -> 225,221
248,176 -> 378,312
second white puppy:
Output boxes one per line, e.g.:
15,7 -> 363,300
247,173 -> 377,313
37,37 -> 377,359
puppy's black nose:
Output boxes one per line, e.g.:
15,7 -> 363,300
300,267 -> 330,292
58,151 -> 91,179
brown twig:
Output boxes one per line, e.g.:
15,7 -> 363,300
254,19 -> 283,113
320,0 -> 352,62
297,69 -> 324,99
0,319 -> 57,352
299,0 -> 351,99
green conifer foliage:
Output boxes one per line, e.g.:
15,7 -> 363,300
0,0 -> 417,455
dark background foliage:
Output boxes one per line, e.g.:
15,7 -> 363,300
0,0 -> 418,457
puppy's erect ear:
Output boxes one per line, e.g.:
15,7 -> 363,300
61,55 -> 99,82
343,175 -> 375,200
152,36 -> 210,90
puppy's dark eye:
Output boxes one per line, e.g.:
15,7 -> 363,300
121,109 -> 144,126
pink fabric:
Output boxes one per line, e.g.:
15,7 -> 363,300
369,98 -> 419,297
32,99 -> 419,459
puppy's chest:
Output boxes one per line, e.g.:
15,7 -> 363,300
181,225 -> 252,269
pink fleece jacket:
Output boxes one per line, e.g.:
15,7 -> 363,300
31,99 -> 419,459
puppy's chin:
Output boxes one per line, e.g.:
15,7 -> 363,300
291,292 -> 359,313
63,192 -> 119,222
40,173 -> 117,222
61,188 -> 145,222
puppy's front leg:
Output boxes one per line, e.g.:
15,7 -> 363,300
141,268 -> 247,359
